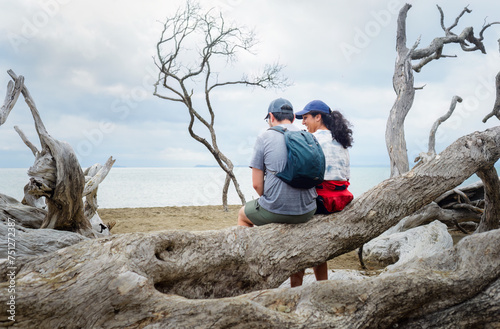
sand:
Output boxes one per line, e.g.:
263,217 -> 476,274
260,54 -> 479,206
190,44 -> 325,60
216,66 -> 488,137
99,205 -> 366,270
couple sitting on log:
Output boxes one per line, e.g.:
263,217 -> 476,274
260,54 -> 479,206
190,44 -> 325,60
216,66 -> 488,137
237,97 -> 354,287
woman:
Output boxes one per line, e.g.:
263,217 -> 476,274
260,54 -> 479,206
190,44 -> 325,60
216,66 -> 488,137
290,99 -> 354,287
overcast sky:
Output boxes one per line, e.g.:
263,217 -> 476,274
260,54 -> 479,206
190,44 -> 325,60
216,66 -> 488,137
1,0 -> 499,169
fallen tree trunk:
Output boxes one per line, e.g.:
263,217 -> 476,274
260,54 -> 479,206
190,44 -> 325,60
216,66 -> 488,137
1,227 -> 498,328
1,126 -> 499,328
0,195 -> 88,259
0,223 -> 88,259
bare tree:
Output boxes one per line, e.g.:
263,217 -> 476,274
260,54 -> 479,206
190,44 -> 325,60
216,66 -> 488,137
386,4 -> 499,177
362,4 -> 500,266
153,0 -> 288,210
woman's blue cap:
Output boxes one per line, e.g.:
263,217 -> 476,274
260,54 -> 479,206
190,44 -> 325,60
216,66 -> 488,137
295,100 -> 331,119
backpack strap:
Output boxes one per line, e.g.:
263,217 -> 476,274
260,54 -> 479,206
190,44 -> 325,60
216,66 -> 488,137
266,126 -> 287,176
268,126 -> 287,134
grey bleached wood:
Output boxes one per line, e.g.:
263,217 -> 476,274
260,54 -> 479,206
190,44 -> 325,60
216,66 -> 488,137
386,4 -> 499,177
0,223 -> 498,328
0,221 -> 88,259
13,124 -> 115,232
83,156 -> 116,236
1,126 -> 499,328
475,165 -> 500,233
0,195 -> 87,259
13,125 -> 39,156
0,193 -> 45,229
13,125 -> 48,209
482,70 -> 500,123
415,95 -> 463,164
83,157 -> 116,197
0,75 -> 23,126
7,70 -> 94,238
362,220 -> 453,268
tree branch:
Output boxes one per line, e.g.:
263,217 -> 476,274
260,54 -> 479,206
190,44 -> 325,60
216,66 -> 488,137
415,96 -> 462,163
482,71 -> 500,123
437,5 -> 471,35
14,125 -> 39,156
83,156 -> 116,197
8,70 -> 50,150
475,165 -> 500,233
0,74 -> 23,126
411,6 -> 499,71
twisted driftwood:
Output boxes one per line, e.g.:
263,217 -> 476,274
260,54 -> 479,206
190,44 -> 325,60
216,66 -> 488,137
7,70 -> 94,238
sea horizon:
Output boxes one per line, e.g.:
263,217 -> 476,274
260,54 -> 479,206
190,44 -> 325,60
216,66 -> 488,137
0,166 -> 483,209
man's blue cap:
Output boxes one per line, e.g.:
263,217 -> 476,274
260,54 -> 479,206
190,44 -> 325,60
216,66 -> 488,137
295,100 -> 331,119
264,98 -> 294,120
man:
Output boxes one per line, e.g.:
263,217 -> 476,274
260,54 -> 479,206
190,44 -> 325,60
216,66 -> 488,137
237,98 -> 317,227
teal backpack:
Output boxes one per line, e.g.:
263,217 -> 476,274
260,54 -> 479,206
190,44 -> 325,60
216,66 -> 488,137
269,126 -> 325,189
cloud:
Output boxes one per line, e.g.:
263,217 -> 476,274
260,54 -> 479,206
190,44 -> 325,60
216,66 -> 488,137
1,0 -> 499,170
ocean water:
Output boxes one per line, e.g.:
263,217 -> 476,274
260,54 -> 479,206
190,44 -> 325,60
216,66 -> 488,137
0,166 -> 481,209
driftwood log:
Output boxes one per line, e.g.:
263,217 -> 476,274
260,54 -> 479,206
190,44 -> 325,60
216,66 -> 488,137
6,70 -> 94,238
0,193 -> 45,230
83,157 -> 116,236
362,220 -> 453,268
14,122 -> 115,235
1,126 -> 499,328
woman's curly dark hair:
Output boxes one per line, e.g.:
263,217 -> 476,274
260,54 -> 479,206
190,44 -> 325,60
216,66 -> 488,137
310,110 -> 353,149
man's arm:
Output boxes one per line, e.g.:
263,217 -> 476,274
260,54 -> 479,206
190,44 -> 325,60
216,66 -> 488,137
252,168 -> 264,196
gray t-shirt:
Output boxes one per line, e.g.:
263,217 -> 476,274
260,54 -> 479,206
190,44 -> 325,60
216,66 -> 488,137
249,124 -> 317,215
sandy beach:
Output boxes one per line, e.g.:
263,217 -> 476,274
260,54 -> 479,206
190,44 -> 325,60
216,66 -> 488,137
99,205 -> 365,270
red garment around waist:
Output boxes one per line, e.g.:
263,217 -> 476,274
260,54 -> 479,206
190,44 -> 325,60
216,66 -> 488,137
316,180 -> 353,213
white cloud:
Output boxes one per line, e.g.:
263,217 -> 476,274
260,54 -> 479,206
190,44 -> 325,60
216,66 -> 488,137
1,0 -> 500,169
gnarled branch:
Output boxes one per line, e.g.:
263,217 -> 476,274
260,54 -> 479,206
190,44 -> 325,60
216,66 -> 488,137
482,71 -> 500,123
475,165 -> 500,233
0,74 -> 23,126
415,95 -> 462,163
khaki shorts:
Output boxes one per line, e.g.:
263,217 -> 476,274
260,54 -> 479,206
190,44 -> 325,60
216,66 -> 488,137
244,199 -> 316,226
